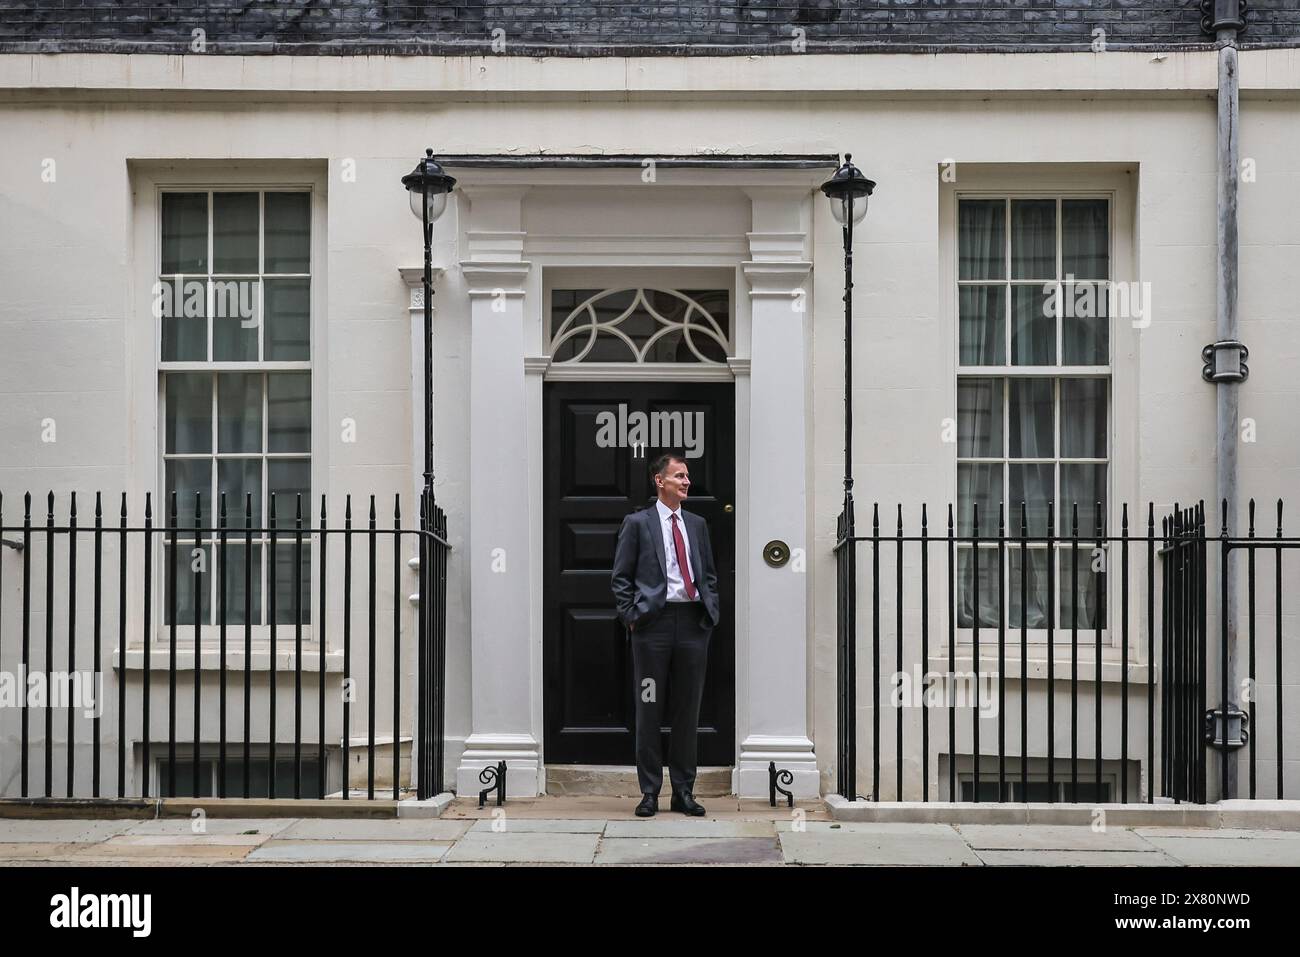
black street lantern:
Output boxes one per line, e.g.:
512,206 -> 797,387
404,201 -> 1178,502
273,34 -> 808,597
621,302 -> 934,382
401,149 -> 457,497
819,153 -> 875,512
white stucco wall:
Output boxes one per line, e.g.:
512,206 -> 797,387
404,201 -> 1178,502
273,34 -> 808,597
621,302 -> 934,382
0,49 -> 1296,798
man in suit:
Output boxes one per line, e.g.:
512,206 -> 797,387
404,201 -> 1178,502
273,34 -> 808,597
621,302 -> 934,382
610,451 -> 720,817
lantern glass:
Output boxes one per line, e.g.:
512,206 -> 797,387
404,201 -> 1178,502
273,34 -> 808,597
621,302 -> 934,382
830,193 -> 869,226
409,187 -> 449,223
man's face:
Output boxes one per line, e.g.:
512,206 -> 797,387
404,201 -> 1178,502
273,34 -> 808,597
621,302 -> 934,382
655,459 -> 690,507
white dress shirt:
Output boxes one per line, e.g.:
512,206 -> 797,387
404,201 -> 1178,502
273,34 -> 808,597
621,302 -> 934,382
655,499 -> 697,602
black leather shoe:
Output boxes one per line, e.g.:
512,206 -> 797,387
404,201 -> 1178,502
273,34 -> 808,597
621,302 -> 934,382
670,789 -> 706,816
634,793 -> 658,817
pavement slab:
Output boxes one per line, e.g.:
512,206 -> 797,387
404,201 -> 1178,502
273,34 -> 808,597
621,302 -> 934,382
443,831 -> 601,864
974,849 -> 1179,867
596,836 -> 783,865
278,819 -> 471,841
1140,836 -> 1300,866
466,818 -> 606,834
957,825 -> 1158,851
67,843 -> 256,862
247,841 -> 453,863
125,818 -> 297,837
0,820 -> 135,843
604,819 -> 774,838
779,824 -> 983,866
0,842 -> 86,861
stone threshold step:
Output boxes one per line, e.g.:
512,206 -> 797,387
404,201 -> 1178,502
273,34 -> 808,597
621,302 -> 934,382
546,765 -> 732,797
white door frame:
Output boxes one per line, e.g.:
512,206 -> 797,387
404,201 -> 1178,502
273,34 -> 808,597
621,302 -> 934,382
450,164 -> 825,798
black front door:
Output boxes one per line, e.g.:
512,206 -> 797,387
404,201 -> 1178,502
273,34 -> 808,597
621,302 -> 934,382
543,381 -> 735,766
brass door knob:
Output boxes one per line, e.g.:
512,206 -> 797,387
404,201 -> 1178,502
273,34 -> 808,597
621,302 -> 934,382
723,504 -> 734,513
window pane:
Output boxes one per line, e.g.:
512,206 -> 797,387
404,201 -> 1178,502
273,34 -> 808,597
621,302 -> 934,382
1009,463 -> 1054,536
165,543 -> 212,627
212,278 -> 260,361
959,286 -> 1006,365
957,378 -> 1002,458
217,372 -> 262,453
1062,282 -> 1109,365
1060,379 -> 1107,457
267,374 -> 311,452
268,458 -> 310,528
958,200 -> 1005,280
1008,378 -> 1053,458
160,278 -> 208,362
264,192 -> 311,273
218,459 -> 262,529
1060,545 -> 1105,630
1062,199 -> 1108,279
957,463 -> 1002,537
218,543 -> 262,626
1011,199 -> 1056,280
165,459 -> 212,530
1011,285 -> 1055,365
212,192 -> 259,273
957,546 -> 1000,628
264,278 -> 310,360
1062,464 -> 1107,527
1009,546 -> 1050,629
165,374 -> 211,453
273,544 -> 312,626
161,192 -> 207,274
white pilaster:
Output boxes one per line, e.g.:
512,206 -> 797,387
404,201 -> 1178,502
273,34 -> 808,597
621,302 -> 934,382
735,188 -> 818,798
455,187 -> 541,797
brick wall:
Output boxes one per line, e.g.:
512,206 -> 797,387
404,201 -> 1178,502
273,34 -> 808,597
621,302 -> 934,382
0,1 -> 1295,56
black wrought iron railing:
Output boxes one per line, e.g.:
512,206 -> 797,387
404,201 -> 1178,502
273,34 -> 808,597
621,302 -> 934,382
0,490 -> 450,802
834,498 -> 1295,804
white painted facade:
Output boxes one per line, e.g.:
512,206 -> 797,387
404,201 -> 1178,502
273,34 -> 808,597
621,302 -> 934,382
1,50 -> 1298,800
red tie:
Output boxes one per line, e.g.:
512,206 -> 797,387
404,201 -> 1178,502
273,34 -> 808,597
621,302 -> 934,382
670,513 -> 698,600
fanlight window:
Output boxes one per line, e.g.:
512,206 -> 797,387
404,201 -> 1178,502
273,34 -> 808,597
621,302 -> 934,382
549,288 -> 730,364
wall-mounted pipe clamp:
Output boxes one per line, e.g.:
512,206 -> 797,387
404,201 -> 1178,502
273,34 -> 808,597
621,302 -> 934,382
1202,339 -> 1249,383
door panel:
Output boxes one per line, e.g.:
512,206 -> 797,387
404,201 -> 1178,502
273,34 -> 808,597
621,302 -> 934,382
543,381 -> 735,765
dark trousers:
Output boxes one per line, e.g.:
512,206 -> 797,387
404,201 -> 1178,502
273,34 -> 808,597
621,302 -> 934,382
630,601 -> 712,796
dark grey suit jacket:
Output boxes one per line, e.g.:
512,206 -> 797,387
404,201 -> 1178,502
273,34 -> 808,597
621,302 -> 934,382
610,504 -> 720,631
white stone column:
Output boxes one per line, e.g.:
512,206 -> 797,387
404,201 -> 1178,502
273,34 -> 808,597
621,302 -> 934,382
735,188 -> 819,798
454,187 -> 541,797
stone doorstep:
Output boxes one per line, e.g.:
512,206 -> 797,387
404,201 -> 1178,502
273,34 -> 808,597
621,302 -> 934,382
545,765 -> 732,797
825,795 -> 1300,830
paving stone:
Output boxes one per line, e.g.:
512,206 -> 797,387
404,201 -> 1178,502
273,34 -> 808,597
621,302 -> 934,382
779,827 -> 982,866
69,843 -> 255,862
278,819 -> 470,841
975,849 -> 1178,867
957,825 -> 1156,851
102,834 -> 271,847
247,841 -> 452,863
0,842 -> 84,861
467,818 -> 606,834
604,819 -> 773,838
775,821 -> 958,835
1141,836 -> 1300,866
0,820 -> 134,843
596,836 -> 782,865
443,832 -> 600,864
1133,826 -> 1300,840
126,818 -> 297,837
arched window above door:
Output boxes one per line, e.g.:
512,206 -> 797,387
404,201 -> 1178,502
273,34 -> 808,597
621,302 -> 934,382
549,288 -> 730,364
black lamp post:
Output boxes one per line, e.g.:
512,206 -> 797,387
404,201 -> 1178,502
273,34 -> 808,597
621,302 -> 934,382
401,149 -> 457,503
820,154 -> 875,523
820,153 -> 874,803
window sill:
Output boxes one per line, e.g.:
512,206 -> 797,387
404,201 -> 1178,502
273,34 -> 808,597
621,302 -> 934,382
929,652 -> 1154,685
114,646 -> 345,673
